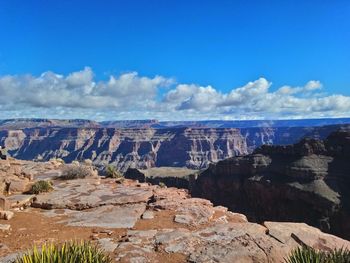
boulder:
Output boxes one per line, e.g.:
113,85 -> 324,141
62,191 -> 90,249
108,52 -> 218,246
0,211 -> 14,220
0,196 -> 10,210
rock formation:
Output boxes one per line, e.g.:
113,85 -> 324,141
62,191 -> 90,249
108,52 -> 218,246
1,158 -> 350,262
1,123 -> 348,171
193,129 -> 350,240
1,127 -> 249,171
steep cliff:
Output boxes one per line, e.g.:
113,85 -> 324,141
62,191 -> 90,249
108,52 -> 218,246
193,129 -> 350,239
0,128 -> 248,171
0,125 -> 347,171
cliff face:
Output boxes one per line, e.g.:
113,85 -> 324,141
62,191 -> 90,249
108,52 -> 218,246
0,125 -> 346,171
0,128 -> 248,171
193,130 -> 350,239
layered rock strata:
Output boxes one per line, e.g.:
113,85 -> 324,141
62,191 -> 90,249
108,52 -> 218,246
193,130 -> 350,240
1,125 -> 346,171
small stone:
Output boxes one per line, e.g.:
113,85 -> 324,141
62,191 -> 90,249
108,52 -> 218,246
141,210 -> 154,220
174,214 -> 192,225
0,211 -> 14,220
0,224 -> 11,231
100,229 -> 114,235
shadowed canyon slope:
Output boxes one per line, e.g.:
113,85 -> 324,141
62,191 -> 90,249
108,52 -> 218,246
192,129 -> 350,240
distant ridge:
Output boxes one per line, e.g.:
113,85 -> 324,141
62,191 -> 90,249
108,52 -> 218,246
1,117 -> 350,129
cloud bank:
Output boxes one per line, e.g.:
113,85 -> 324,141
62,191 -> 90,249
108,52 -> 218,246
0,67 -> 349,120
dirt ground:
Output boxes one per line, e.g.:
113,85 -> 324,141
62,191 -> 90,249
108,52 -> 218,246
0,208 -> 188,262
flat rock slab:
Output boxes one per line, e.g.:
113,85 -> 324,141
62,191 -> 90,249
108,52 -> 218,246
264,221 -> 350,250
57,204 -> 146,228
32,179 -> 153,210
141,211 -> 154,220
97,238 -> 119,252
7,194 -> 35,208
116,223 -> 290,263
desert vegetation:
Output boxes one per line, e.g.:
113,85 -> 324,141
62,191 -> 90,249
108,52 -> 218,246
13,241 -> 111,263
104,165 -> 123,179
285,247 -> 350,263
159,182 -> 166,188
29,180 -> 53,194
60,163 -> 96,180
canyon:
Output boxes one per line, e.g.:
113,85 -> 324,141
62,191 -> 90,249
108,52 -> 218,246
1,158 -> 350,262
128,129 -> 350,240
1,118 -> 349,171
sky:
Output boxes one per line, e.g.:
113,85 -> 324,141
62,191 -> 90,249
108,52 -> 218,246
0,0 -> 349,121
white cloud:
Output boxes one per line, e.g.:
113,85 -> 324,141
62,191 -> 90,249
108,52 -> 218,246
276,80 -> 323,95
0,67 -> 349,120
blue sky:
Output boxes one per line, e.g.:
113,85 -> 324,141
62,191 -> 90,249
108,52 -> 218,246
0,0 -> 349,120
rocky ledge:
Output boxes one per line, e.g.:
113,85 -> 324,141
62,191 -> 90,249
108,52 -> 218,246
1,159 -> 350,262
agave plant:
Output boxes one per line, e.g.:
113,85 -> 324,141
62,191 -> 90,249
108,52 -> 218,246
285,246 -> 350,263
14,241 -> 111,263
326,248 -> 350,263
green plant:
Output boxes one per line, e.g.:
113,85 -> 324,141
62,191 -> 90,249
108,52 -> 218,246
60,164 -> 96,180
327,248 -> 350,263
159,182 -> 166,188
285,247 -> 350,263
30,180 -> 53,194
13,241 -> 111,263
105,165 -> 123,178
285,247 -> 325,263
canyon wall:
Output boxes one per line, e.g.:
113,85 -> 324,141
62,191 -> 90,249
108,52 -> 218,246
192,129 -> 350,239
0,125 -> 346,171
0,128 -> 248,171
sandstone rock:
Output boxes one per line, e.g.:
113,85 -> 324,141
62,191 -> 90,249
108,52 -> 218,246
0,211 -> 14,220
8,179 -> 32,194
6,194 -> 35,208
33,178 -> 153,210
97,238 -> 118,252
57,204 -> 146,228
264,222 -> 350,251
141,210 -> 154,220
0,196 -> 10,210
0,224 -> 11,231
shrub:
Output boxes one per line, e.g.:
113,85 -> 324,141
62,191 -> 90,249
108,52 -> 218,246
105,165 -> 123,178
285,247 -> 350,263
60,164 -> 96,180
13,241 -> 111,263
30,180 -> 53,194
49,158 -> 65,164
159,182 -> 166,188
327,248 -> 350,263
